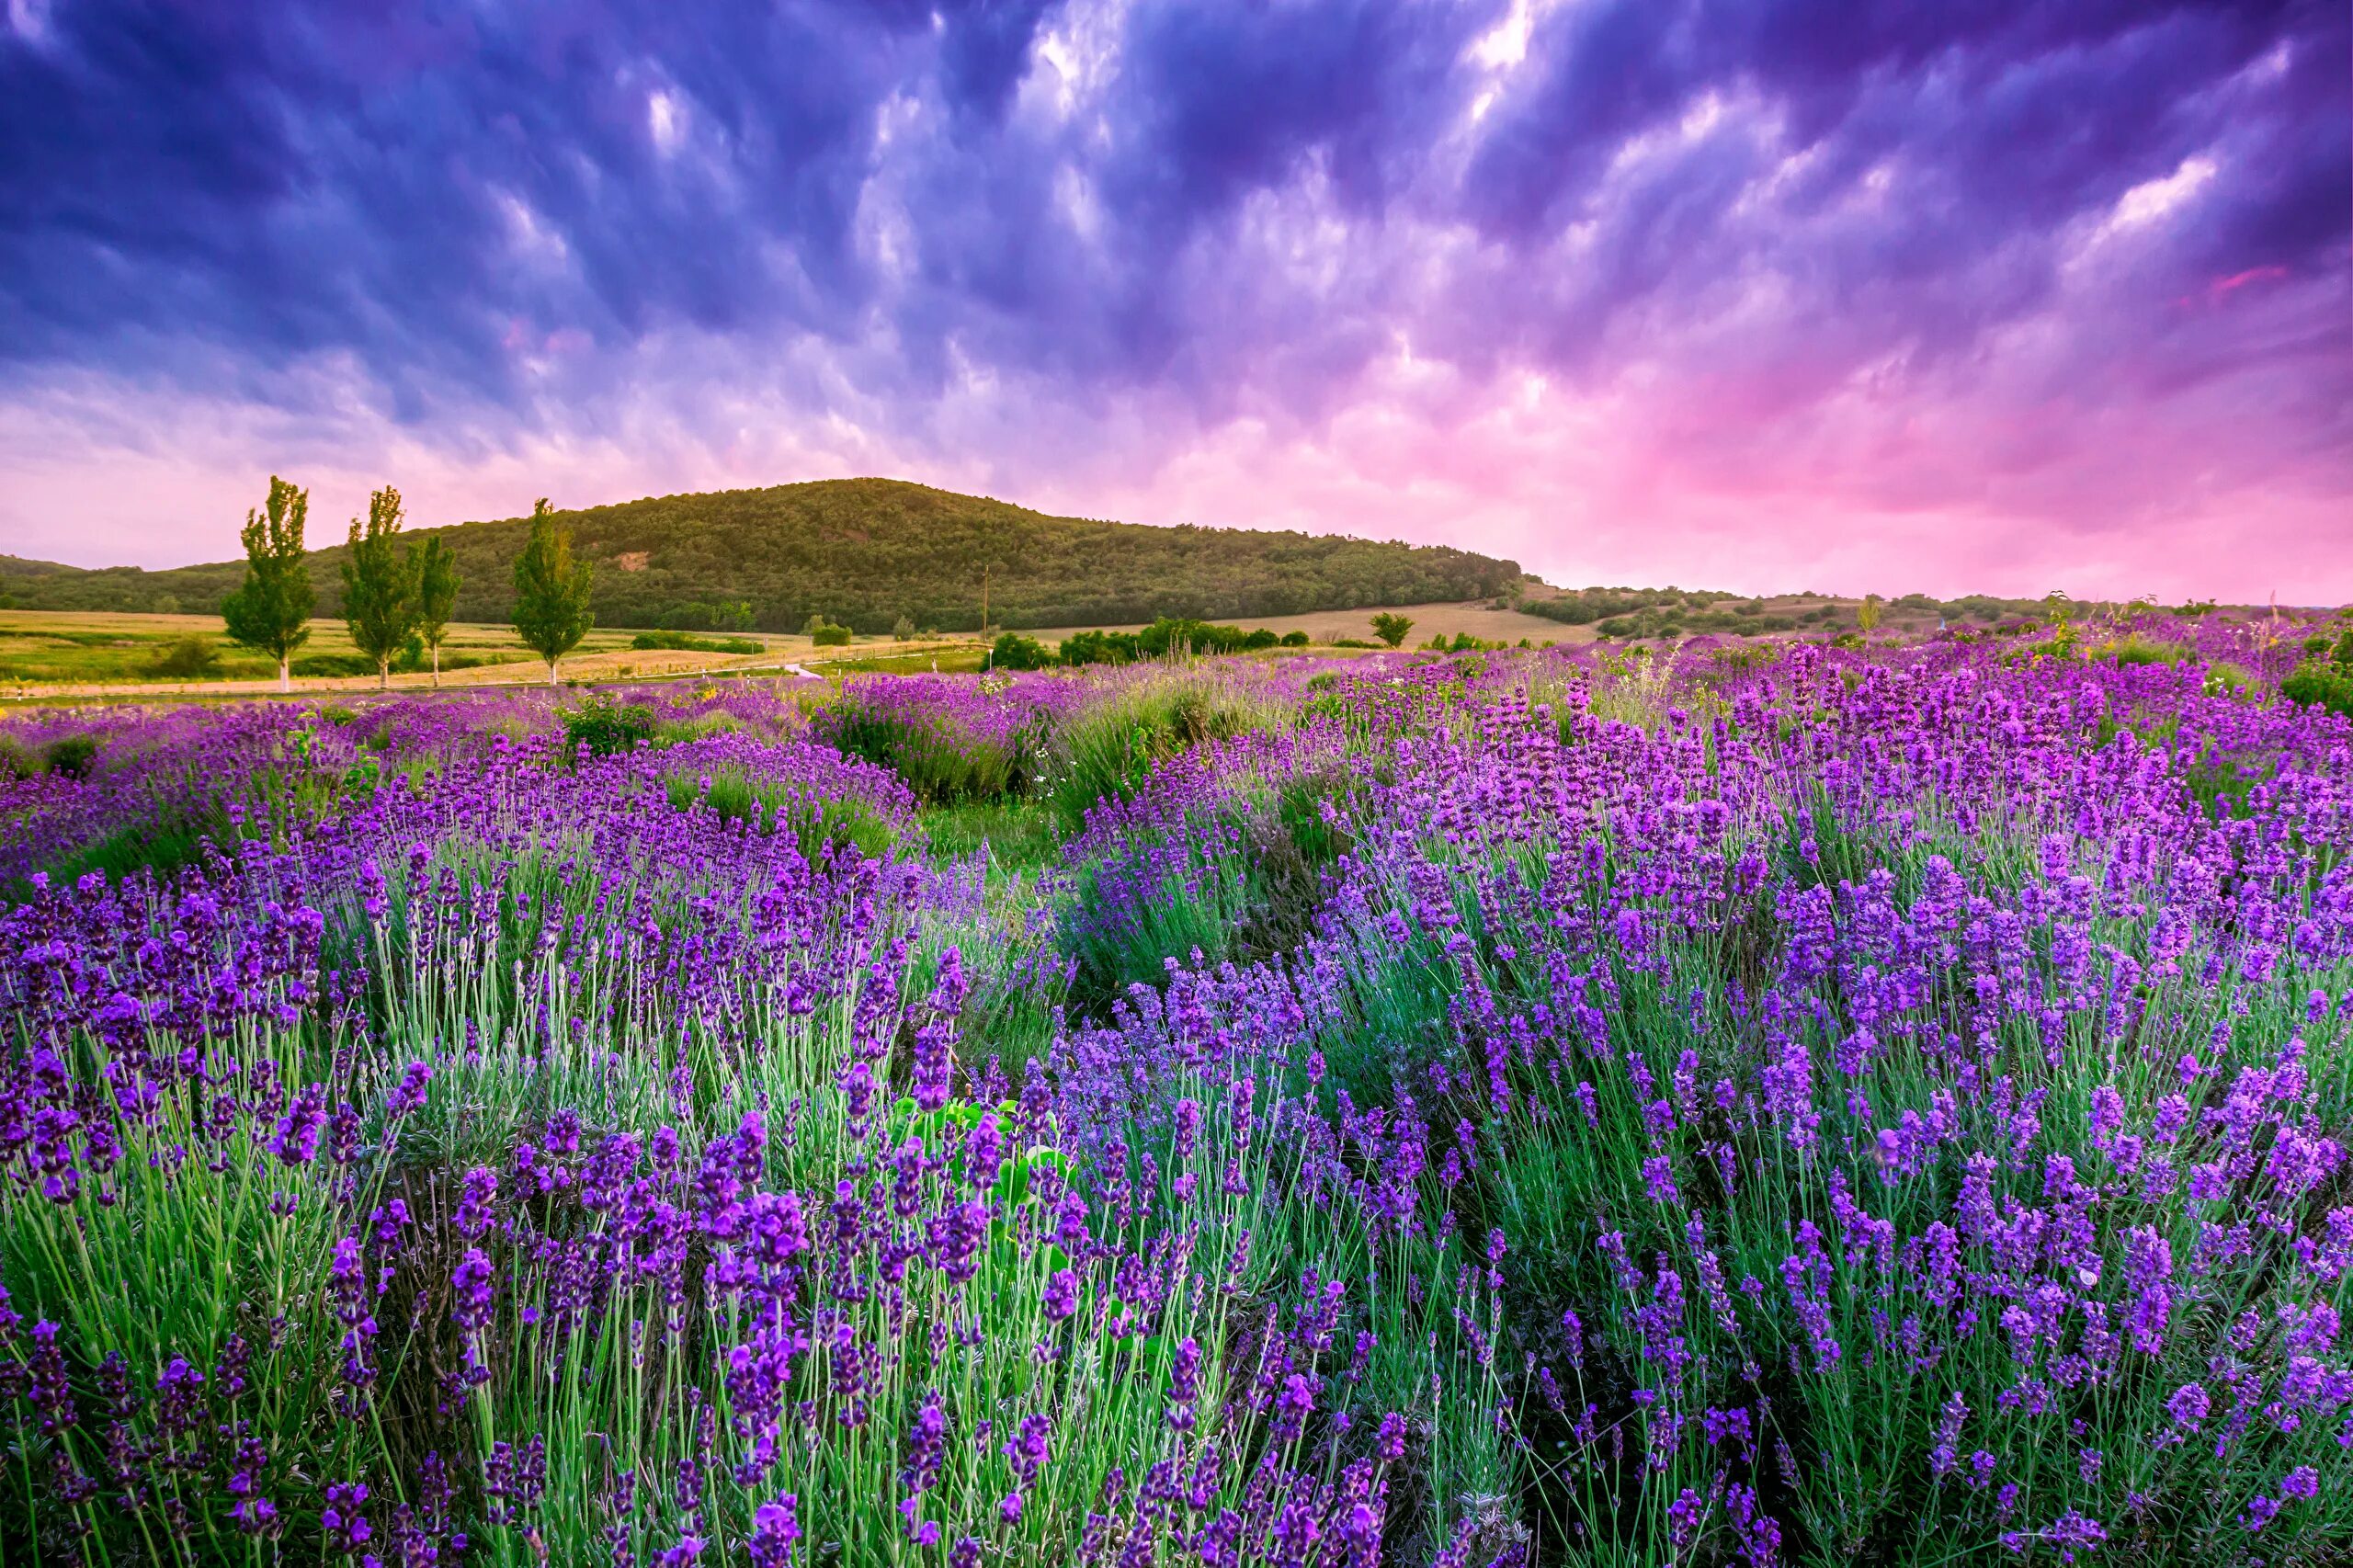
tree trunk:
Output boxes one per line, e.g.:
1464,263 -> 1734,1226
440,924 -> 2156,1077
278,654 -> 290,694
379,656 -> 391,691
548,656 -> 560,687
431,642 -> 441,689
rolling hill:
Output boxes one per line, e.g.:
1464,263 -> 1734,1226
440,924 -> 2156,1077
0,478 -> 1522,634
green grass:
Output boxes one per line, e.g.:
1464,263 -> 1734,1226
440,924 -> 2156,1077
817,644 -> 988,675
1044,670 -> 1286,829
0,608 -> 598,687
662,765 -> 903,861
920,800 -> 1062,871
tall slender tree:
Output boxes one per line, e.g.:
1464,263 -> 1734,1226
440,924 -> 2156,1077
222,475 -> 314,692
343,485 -> 421,690
512,498 -> 594,685
415,535 -> 460,687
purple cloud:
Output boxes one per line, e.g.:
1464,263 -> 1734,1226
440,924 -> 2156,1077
0,0 -> 2344,597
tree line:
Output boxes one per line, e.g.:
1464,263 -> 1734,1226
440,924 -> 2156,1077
222,476 -> 595,689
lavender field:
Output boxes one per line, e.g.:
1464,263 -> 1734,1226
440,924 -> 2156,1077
0,618 -> 2347,1566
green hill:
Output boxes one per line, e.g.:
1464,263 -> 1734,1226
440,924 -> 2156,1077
0,478 -> 1521,634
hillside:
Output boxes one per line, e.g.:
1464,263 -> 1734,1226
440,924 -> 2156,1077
0,479 -> 1521,634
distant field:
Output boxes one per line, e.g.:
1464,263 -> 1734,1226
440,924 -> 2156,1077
0,609 -> 920,699
1020,600 -> 1599,647
0,601 -> 1581,699
2,591 -> 1924,699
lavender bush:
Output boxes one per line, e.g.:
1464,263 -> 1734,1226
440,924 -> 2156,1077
0,621 -> 2346,1565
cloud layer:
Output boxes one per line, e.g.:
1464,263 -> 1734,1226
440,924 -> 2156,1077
3,0 -> 2346,597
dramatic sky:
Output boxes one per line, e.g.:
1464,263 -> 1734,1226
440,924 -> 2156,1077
2,1 -> 2346,599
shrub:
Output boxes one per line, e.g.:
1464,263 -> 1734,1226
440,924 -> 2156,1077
142,634 -> 222,678
561,695 -> 657,756
290,652 -> 377,678
1061,629 -> 1142,667
1370,612 -> 1414,648
43,733 -> 102,778
2280,660 -> 2353,718
892,614 -> 915,642
1279,630 -> 1309,647
0,733 -> 38,780
631,631 -> 762,654
988,632 -> 1052,671
811,622 -> 853,648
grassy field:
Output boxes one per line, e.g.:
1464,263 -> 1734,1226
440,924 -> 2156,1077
1019,599 -> 1596,647
0,609 -> 935,699
3,591 -> 1916,699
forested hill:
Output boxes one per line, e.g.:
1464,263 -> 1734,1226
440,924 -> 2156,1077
0,479 -> 1521,633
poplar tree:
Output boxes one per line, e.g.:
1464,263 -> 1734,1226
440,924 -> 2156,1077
416,536 -> 460,687
512,498 -> 594,685
343,485 -> 421,689
222,474 -> 314,692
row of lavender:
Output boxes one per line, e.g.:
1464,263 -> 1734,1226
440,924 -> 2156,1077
0,618 -> 2347,1564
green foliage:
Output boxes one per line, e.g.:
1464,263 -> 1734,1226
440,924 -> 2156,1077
2097,632 -> 2194,666
220,474 -> 314,685
2280,660 -> 2353,718
0,733 -> 36,779
920,800 -> 1062,870
342,484 -> 422,687
2203,661 -> 2257,698
285,652 -> 376,677
5,478 -> 1529,632
821,700 -> 1026,805
561,695 -> 657,757
142,634 -> 222,678
512,498 -> 595,680
42,733 -> 100,778
630,630 -> 762,654
1369,612 -> 1414,647
1046,677 -> 1275,829
415,534 -> 460,679
811,621 -> 853,647
1059,628 -> 1142,666
988,631 -> 1052,670
1523,585 -> 1705,627
1059,617 -> 1300,665
892,613 -> 916,641
661,598 -> 753,631
665,767 -> 901,862
1057,617 -> 1291,664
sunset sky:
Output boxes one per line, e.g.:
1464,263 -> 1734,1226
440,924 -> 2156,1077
2,0 -> 2346,600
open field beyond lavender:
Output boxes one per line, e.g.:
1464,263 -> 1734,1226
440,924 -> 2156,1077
0,612 -> 2347,1567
